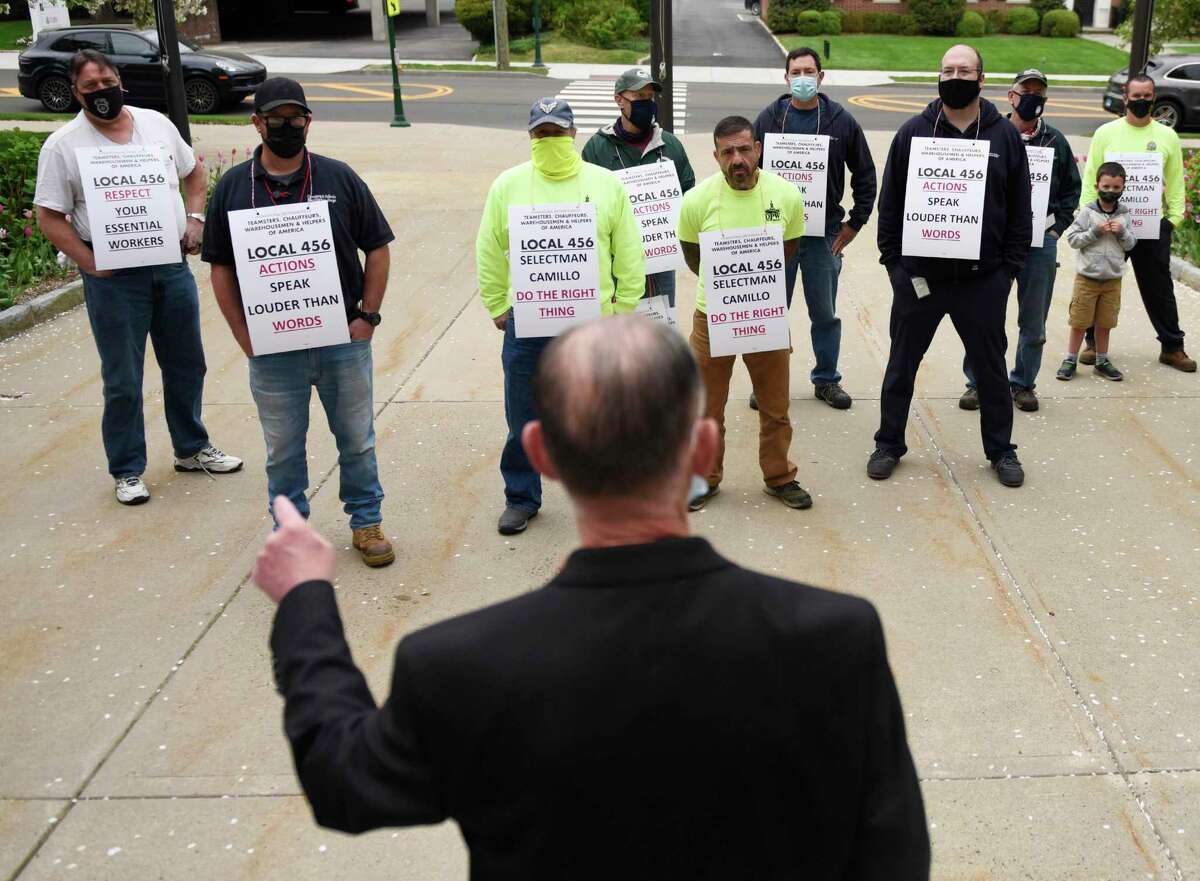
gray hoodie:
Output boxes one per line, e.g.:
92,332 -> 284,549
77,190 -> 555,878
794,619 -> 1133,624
1066,200 -> 1136,281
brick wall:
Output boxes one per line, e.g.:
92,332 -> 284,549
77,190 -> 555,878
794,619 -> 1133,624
180,7 -> 221,44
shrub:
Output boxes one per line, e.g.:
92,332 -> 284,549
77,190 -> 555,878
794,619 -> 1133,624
1031,0 -> 1066,15
1172,149 -> 1200,266
983,8 -> 1007,33
956,9 -> 986,36
1005,5 -> 1040,33
908,0 -> 966,34
796,9 -> 824,34
842,9 -> 865,31
863,10 -> 907,32
457,0 -> 564,43
1040,8 -> 1080,35
766,0 -> 830,31
900,13 -> 920,33
819,8 -> 842,33
556,0 -> 645,45
0,130 -> 70,308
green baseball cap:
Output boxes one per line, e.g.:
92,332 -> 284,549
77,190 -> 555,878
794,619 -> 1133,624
614,67 -> 662,95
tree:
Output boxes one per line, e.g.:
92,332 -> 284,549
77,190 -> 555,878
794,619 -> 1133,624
0,0 -> 207,25
1116,0 -> 1200,54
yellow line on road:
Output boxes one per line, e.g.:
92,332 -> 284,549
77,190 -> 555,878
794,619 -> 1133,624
300,81 -> 453,101
0,87 -> 20,97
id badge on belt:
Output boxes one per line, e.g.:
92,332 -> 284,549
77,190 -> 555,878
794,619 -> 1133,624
911,276 -> 931,299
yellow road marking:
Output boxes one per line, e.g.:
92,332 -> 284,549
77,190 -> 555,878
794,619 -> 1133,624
300,81 -> 453,101
0,87 -> 21,97
848,94 -> 1111,119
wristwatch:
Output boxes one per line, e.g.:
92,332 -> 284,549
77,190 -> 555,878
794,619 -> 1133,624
187,212 -> 206,223
358,310 -> 382,327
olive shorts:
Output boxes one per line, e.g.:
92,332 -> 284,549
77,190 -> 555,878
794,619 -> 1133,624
1069,275 -> 1121,330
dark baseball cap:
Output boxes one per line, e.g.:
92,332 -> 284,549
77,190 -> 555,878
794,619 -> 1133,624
614,67 -> 662,94
1012,68 -> 1048,87
254,77 -> 310,114
528,97 -> 574,130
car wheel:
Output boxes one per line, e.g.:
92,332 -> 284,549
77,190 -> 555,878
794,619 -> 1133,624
749,1 -> 761,13
184,77 -> 220,115
1152,99 -> 1181,129
38,74 -> 75,113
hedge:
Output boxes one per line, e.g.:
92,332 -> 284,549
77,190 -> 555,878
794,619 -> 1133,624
1006,6 -> 1040,33
1040,8 -> 1081,36
956,9 -> 986,36
908,0 -> 966,34
0,130 -> 70,308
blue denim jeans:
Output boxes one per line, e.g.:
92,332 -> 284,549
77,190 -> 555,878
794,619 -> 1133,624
81,261 -> 209,478
248,339 -> 383,529
645,270 -> 676,307
501,312 -> 552,514
785,234 -> 843,386
965,234 -> 1059,391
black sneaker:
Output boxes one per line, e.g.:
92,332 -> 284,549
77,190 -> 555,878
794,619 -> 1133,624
867,449 -> 899,480
498,507 -> 537,535
815,382 -> 852,410
991,451 -> 1025,487
1094,359 -> 1124,381
688,483 -> 720,512
1055,359 -> 1077,381
748,393 -> 759,411
958,386 -> 979,410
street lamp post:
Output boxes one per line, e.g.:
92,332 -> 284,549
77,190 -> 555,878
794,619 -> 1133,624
649,0 -> 674,132
532,0 -> 545,69
154,0 -> 191,144
1127,0 -> 1155,77
385,0 -> 411,127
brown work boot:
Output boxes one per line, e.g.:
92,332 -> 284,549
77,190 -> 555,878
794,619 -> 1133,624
352,524 -> 395,568
1159,350 -> 1197,373
1078,342 -> 1096,365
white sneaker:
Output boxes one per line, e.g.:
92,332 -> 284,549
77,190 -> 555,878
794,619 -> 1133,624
115,475 -> 150,505
174,444 -> 244,475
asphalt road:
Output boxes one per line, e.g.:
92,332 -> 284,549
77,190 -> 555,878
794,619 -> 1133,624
673,0 -> 783,67
0,70 -> 1117,136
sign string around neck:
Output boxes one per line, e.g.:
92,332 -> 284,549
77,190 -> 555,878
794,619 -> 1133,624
251,150 -> 314,213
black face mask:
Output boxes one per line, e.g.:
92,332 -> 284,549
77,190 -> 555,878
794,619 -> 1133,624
939,77 -> 981,110
1097,190 -> 1123,205
626,98 -> 656,131
1014,92 -> 1046,121
1126,98 -> 1153,119
264,125 -> 306,159
80,85 -> 124,121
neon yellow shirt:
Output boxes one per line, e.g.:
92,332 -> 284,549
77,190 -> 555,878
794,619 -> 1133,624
1080,118 -> 1184,227
677,170 -> 805,313
476,160 -> 645,319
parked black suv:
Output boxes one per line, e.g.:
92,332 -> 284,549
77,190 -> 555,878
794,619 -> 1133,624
18,26 -> 266,115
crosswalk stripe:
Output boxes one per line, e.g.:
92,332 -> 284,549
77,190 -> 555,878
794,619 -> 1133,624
551,81 -> 686,134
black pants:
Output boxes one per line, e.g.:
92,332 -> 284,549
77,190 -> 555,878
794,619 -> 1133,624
875,267 -> 1016,462
1087,218 -> 1184,353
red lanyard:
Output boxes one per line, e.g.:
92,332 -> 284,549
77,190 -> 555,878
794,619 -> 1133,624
250,151 -> 312,208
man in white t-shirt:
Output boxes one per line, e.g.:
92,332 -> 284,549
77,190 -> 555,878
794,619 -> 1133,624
34,49 -> 241,506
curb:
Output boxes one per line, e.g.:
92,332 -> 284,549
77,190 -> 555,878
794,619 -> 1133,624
0,277 -> 83,343
1171,256 -> 1200,293
756,16 -> 789,59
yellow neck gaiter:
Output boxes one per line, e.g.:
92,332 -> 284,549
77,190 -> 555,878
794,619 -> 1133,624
531,136 -> 581,181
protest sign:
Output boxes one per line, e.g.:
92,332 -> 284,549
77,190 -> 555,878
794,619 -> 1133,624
764,133 -> 830,236
701,226 -> 789,357
77,145 -> 182,270
615,162 -> 686,274
901,137 -> 989,260
508,203 -> 601,338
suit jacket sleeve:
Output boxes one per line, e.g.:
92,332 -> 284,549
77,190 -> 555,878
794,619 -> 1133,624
876,126 -> 910,269
271,581 -> 445,833
845,607 -> 931,881
844,116 -> 878,232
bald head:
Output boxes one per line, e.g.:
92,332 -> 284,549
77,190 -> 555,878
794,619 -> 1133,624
940,43 -> 983,78
532,316 -> 701,498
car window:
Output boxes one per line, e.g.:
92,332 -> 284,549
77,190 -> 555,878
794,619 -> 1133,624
110,32 -> 156,56
49,31 -> 109,53
1165,64 -> 1200,82
138,31 -> 196,53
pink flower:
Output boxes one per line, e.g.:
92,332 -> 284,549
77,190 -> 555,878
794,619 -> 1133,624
24,225 -> 32,238
0,203 -> 5,214
0,228 -> 7,239
23,208 -> 32,219
198,153 -> 206,163
231,147 -> 237,156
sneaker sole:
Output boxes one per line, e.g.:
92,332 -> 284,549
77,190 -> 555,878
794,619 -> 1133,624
958,398 -> 979,411
498,511 -> 537,535
815,390 -> 852,410
763,487 -> 812,509
1095,371 -> 1123,382
358,550 -> 396,567
997,474 -> 1025,487
117,493 -> 150,505
1055,374 -> 1074,381
688,488 -> 720,512
1014,399 -> 1039,412
174,462 -> 244,473
1158,355 -> 1197,372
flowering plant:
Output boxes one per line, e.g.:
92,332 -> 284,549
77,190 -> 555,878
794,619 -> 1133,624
1173,149 -> 1200,268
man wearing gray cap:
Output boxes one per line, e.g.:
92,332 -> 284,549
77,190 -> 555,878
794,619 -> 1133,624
582,67 -> 696,311
476,98 -> 644,536
958,68 -> 1080,413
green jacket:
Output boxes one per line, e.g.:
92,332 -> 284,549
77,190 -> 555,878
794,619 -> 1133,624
582,122 -> 697,194
475,160 -> 645,319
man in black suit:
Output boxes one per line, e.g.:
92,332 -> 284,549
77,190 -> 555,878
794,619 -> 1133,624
256,315 -> 930,880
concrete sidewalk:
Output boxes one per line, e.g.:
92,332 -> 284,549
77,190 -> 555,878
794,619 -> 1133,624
2,120 -> 1200,881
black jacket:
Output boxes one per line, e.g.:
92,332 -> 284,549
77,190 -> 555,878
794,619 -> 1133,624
1016,115 -> 1083,239
271,538 -> 930,881
753,94 -> 877,236
877,98 -> 1032,281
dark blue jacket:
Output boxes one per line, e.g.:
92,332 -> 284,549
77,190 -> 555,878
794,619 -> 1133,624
753,93 -> 877,236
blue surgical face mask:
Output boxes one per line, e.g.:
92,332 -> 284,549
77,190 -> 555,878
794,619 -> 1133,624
790,75 -> 818,102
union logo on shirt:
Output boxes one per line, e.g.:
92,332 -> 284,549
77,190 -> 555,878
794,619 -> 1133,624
764,201 -> 781,223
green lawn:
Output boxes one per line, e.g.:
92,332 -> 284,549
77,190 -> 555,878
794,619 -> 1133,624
0,20 -> 32,50
477,30 -> 649,65
779,34 -> 1129,75
0,111 -> 249,125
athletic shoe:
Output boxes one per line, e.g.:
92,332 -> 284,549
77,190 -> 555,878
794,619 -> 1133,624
748,393 -> 759,411
352,524 -> 395,567
1159,350 -> 1197,373
1094,359 -> 1124,381
174,444 -> 244,474
958,386 -> 979,410
688,483 -> 720,512
814,382 -> 852,410
498,507 -> 537,535
1055,359 -> 1077,381
764,481 -> 812,509
867,449 -> 898,480
115,475 -> 150,505
1012,387 -> 1039,412
1078,343 -> 1096,366
991,451 -> 1025,487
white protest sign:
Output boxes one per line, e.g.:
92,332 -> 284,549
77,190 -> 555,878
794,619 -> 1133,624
29,0 -> 70,37
763,133 -> 830,237
1105,151 -> 1163,240
76,145 -> 181,270
635,293 -> 676,327
614,162 -> 686,274
701,226 -> 788,357
901,137 -> 989,260
1026,145 -> 1055,248
228,201 -> 350,355
508,203 -> 601,338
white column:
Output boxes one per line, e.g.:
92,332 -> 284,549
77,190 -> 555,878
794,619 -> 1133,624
1092,0 -> 1112,27
371,0 -> 387,42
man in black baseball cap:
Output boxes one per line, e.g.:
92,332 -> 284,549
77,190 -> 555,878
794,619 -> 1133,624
202,75 -> 399,568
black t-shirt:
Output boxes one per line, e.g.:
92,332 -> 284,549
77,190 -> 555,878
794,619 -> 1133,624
201,147 -> 394,322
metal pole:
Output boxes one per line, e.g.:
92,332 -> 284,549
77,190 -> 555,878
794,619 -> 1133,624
532,0 -> 545,69
1127,0 -> 1154,77
154,0 -> 191,144
386,0 -> 411,127
649,0 -> 674,132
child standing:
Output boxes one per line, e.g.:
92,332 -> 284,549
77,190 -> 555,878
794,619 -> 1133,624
1058,162 -> 1137,381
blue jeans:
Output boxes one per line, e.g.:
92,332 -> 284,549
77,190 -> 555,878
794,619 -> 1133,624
785,234 -> 843,386
248,339 -> 383,529
81,261 -> 209,478
645,270 -> 676,307
501,312 -> 552,513
965,234 -> 1059,391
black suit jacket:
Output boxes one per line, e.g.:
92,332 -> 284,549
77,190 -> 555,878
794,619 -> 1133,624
271,538 -> 930,880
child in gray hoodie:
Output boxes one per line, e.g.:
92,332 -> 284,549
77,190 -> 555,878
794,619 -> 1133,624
1058,161 -> 1137,381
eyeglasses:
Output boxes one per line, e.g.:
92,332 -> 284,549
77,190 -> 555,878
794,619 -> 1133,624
261,115 -> 309,129
940,67 -> 980,79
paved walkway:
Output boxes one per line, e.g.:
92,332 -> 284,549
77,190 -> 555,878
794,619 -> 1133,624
673,0 -> 785,67
2,121 -> 1200,881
